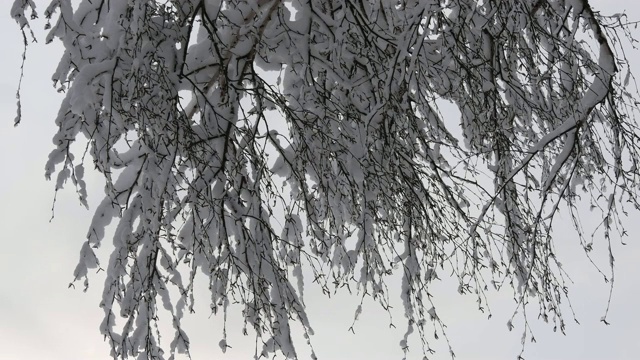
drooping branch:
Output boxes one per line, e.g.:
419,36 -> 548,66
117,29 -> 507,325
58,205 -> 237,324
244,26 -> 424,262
11,0 -> 640,359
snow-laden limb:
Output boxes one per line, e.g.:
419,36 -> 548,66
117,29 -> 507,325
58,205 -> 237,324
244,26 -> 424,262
12,0 -> 640,358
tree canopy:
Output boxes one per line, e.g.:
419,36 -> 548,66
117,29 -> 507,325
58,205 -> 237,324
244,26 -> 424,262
11,0 -> 640,358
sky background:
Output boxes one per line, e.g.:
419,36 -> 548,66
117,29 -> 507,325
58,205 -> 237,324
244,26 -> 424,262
1,1 -> 639,359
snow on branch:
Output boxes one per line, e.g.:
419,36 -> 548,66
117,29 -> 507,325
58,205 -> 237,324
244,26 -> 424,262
12,0 -> 640,358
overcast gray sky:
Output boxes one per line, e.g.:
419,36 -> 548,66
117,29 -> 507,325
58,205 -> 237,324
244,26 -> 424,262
1,1 -> 639,359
